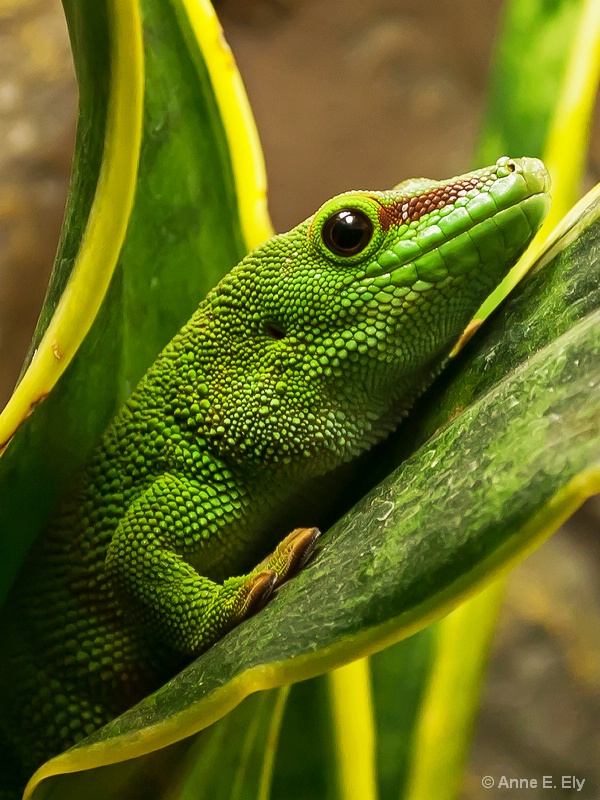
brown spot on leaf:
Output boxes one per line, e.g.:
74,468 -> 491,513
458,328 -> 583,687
451,318 -> 484,356
0,392 -> 50,454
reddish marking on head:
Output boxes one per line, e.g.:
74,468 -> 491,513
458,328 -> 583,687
377,176 -> 482,231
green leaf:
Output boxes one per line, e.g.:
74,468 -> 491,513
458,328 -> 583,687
327,661 -> 377,800
272,677 -> 338,800
0,0 -> 270,604
371,630 -> 436,800
401,583 -> 505,800
167,689 -> 288,800
475,0 -> 580,167
26,179 -> 600,799
476,0 -> 600,312
22,690 -> 287,800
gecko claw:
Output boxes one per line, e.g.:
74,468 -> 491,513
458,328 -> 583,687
242,570 -> 278,617
288,526 -> 322,573
270,526 -> 322,585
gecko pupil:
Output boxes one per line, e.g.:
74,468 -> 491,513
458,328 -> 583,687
322,209 -> 373,256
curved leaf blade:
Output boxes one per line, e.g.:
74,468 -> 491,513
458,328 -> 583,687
0,0 -> 143,454
175,0 -> 272,251
475,0 -> 580,167
371,631 -> 436,800
328,661 -> 377,800
0,0 -> 144,605
24,690 -> 287,800
271,677 -> 338,800
538,0 -> 600,229
476,0 -> 600,317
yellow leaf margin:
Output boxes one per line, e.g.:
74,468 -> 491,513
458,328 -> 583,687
0,0 -> 272,456
0,0 -> 144,455
179,0 -> 273,249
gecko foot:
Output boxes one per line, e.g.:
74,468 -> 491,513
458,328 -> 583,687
234,529 -> 321,626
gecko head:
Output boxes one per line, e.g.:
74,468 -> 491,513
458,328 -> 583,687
204,157 -> 550,466
302,156 -> 549,365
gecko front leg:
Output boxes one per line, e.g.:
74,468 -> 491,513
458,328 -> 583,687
105,473 -> 321,653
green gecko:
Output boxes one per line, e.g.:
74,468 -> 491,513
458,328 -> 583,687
0,157 -> 550,792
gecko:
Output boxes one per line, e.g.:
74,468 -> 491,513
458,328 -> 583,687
0,157 -> 550,793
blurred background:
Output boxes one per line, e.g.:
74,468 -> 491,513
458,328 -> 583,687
0,1 -> 599,797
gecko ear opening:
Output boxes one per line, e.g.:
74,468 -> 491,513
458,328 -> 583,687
262,320 -> 286,340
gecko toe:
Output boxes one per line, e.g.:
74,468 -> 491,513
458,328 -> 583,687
242,570 -> 278,618
275,526 -> 322,584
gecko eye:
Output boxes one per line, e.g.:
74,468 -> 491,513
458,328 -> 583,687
321,208 -> 374,257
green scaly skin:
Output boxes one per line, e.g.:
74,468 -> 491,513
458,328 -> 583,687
0,157 -> 550,790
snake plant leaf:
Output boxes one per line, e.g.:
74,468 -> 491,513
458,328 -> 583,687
477,0 -> 600,316
0,0 -> 271,604
475,0 -> 580,167
370,629 -> 437,800
273,663 -> 379,800
25,178 -> 600,799
22,690 -> 287,800
271,677 -> 338,800
168,688 -> 289,800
